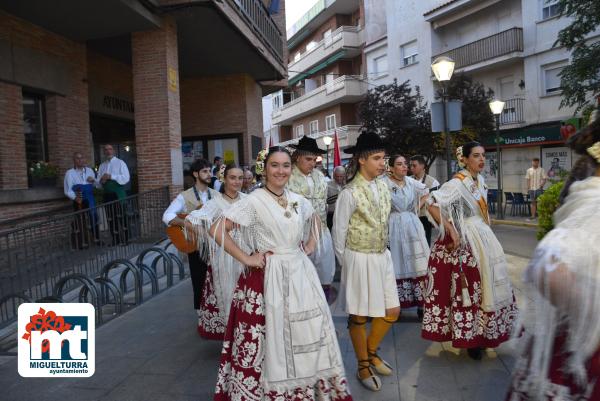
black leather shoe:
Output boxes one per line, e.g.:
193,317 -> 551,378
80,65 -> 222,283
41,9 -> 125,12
467,347 -> 483,360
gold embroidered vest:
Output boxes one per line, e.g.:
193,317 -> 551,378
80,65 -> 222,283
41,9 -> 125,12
181,187 -> 218,213
346,173 -> 391,253
287,165 -> 328,226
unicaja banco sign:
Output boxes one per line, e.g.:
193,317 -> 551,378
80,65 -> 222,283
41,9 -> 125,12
18,303 -> 95,377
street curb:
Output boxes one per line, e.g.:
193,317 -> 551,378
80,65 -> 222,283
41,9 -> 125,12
491,219 -> 538,228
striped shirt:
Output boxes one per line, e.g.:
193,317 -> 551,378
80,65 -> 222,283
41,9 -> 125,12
525,167 -> 547,190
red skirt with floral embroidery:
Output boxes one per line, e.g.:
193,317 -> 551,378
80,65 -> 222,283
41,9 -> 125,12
198,266 -> 226,340
397,277 -> 426,308
421,235 -> 518,348
507,331 -> 600,400
214,268 -> 353,401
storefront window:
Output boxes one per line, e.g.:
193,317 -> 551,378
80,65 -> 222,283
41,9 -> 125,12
22,92 -> 47,166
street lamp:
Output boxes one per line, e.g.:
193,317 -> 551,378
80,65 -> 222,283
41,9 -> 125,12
322,135 -> 333,177
431,56 -> 456,181
489,99 -> 505,220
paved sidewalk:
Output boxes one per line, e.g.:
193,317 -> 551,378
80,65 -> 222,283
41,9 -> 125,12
0,254 -> 531,401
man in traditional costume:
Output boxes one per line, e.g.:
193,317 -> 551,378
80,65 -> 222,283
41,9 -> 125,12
333,131 -> 400,392
97,144 -> 130,245
162,158 -> 219,334
287,136 -> 336,299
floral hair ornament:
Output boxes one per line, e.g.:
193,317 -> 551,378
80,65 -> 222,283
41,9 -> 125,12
455,146 -> 466,168
217,164 -> 226,182
255,148 -> 268,176
587,141 -> 600,163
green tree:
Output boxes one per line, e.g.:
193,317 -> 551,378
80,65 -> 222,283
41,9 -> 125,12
359,80 -> 435,166
555,0 -> 600,112
359,76 -> 495,168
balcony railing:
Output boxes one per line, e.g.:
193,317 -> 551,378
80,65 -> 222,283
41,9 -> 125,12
272,75 -> 366,124
432,27 -> 523,70
230,0 -> 285,63
288,25 -> 363,81
499,98 -> 525,126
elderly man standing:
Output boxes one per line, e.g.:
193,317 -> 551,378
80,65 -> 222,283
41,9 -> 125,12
64,152 -> 98,248
97,144 -> 130,245
288,136 -> 336,300
326,166 -> 346,230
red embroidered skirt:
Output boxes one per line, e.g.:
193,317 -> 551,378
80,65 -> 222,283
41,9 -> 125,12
198,266 -> 226,340
214,268 -> 353,401
507,330 -> 600,400
421,235 -> 518,348
396,277 -> 426,308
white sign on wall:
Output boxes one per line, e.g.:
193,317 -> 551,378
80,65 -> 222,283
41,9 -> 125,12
482,152 -> 498,189
542,146 -> 571,182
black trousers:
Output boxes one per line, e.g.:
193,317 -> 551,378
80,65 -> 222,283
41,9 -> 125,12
104,192 -> 129,245
327,212 -> 334,231
420,216 -> 433,246
70,200 -> 99,249
188,250 -> 208,310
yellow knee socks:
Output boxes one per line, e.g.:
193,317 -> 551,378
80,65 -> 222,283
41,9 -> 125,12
348,315 -> 370,379
367,315 -> 397,368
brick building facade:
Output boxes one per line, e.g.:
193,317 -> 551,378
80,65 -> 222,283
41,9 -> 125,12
0,0 -> 286,222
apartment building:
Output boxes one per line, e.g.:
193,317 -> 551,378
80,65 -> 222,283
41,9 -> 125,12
271,0 -> 366,162
364,0 -> 598,191
0,0 -> 287,221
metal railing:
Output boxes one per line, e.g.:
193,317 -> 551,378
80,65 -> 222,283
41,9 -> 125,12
230,0 -> 284,63
289,25 -> 362,68
0,187 -> 171,312
282,75 -> 365,110
499,98 -> 525,125
432,27 -> 523,70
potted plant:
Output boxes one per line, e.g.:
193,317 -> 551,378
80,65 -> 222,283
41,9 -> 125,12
29,161 -> 59,187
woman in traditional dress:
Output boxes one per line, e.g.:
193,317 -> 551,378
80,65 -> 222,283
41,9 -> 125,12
507,112 -> 600,400
210,146 -> 352,401
186,164 -> 246,340
421,141 -> 518,360
385,154 -> 430,317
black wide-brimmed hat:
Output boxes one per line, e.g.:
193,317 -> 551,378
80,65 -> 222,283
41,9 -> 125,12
345,131 -> 385,155
289,136 -> 327,154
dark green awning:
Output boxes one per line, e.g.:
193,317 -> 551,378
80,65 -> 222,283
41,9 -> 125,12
288,50 -> 347,86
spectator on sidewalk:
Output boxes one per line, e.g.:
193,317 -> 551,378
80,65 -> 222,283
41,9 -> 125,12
96,144 -> 130,245
64,152 -> 98,248
525,157 -> 547,220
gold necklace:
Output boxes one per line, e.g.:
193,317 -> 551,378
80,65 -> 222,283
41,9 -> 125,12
264,186 -> 288,209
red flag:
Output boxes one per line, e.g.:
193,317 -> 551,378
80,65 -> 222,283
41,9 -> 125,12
333,130 -> 341,167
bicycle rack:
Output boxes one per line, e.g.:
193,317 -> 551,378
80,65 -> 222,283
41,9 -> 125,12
53,274 -> 102,324
80,277 -> 124,316
100,259 -> 143,305
137,247 -> 175,288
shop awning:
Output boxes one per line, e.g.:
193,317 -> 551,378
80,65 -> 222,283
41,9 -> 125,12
288,50 -> 347,86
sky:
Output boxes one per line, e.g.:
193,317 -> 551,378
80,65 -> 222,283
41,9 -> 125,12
285,0 -> 319,31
